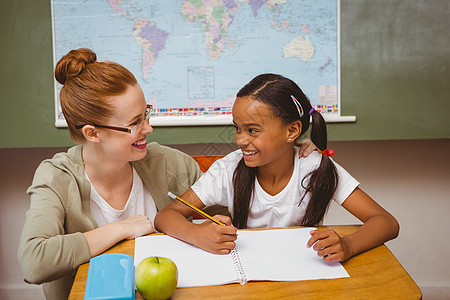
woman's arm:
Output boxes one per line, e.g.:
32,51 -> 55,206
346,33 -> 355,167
83,215 -> 155,257
18,192 -> 155,284
18,186 -> 89,284
307,187 -> 399,261
155,188 -> 237,254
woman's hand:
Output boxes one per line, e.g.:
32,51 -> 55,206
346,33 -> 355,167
296,139 -> 319,158
307,229 -> 353,262
84,214 -> 155,257
120,214 -> 156,239
191,215 -> 238,255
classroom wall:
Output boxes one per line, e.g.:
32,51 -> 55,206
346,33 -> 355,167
1,139 -> 449,299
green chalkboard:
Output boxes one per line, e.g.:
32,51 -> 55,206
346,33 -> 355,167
1,0 -> 449,148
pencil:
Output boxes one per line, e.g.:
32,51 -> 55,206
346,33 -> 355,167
167,192 -> 225,226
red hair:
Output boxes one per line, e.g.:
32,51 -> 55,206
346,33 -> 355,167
55,48 -> 137,143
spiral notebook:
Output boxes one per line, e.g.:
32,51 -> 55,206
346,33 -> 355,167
134,227 -> 349,288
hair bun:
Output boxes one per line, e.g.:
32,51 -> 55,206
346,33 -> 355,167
54,48 -> 97,85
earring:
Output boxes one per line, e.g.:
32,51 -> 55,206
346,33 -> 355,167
288,138 -> 292,141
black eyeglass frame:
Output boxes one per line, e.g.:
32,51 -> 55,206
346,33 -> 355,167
75,104 -> 153,134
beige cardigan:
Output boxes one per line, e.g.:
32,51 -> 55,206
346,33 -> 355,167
18,143 -> 202,299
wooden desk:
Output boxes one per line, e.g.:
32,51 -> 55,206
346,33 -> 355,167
69,226 -> 421,299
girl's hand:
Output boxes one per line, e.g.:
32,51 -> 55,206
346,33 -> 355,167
192,215 -> 237,255
120,215 -> 156,239
296,139 -> 319,158
307,230 -> 353,262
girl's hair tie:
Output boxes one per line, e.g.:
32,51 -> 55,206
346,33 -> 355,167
290,95 -> 304,117
308,107 -> 315,115
321,149 -> 335,156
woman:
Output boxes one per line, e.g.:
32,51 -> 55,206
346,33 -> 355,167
17,48 -> 205,299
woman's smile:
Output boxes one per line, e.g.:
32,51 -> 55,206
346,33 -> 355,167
132,137 -> 147,149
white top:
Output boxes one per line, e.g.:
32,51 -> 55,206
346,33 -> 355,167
191,147 -> 359,228
88,167 -> 158,227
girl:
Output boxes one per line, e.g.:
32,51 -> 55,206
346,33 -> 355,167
155,73 -> 399,262
17,48 -> 206,300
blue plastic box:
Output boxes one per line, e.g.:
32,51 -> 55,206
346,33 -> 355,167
84,253 -> 135,300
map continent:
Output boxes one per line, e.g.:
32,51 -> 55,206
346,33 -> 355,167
133,19 -> 169,80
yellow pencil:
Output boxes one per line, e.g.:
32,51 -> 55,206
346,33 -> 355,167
168,192 -> 225,226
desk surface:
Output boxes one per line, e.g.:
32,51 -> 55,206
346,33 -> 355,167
69,225 -> 421,300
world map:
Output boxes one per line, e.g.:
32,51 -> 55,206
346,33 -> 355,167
53,0 -> 339,125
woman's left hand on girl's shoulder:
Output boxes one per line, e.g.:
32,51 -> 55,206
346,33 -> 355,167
296,139 -> 319,158
306,229 -> 353,262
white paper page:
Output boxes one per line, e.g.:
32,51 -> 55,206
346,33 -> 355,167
236,228 -> 349,281
134,235 -> 238,287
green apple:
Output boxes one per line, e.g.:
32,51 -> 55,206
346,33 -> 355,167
135,256 -> 178,300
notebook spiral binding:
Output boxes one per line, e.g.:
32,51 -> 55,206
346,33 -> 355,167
230,248 -> 247,285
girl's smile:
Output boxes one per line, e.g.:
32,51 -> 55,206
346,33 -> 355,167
241,149 -> 258,161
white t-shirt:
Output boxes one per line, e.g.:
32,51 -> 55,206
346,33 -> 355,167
88,167 -> 158,227
191,147 -> 359,228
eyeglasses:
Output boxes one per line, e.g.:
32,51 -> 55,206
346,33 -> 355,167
75,104 -> 152,134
